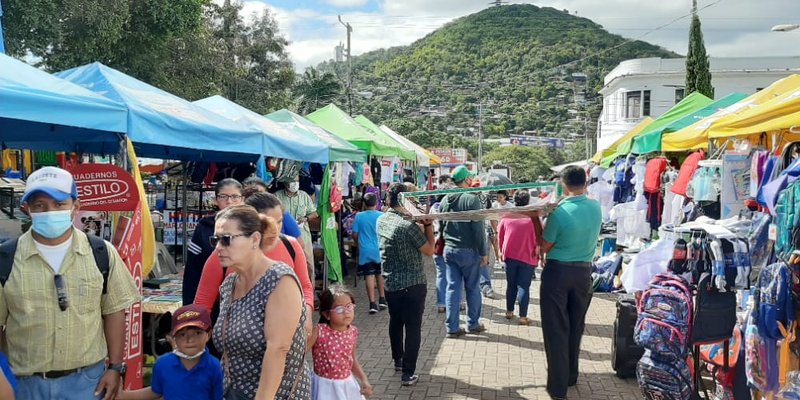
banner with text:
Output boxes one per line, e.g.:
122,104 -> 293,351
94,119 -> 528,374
430,148 -> 468,164
510,135 -> 565,149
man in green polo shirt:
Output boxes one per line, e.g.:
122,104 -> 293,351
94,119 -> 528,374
539,165 -> 601,400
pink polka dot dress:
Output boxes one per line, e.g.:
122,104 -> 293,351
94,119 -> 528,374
311,323 -> 362,400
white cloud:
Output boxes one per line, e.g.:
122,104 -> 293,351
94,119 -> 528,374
325,0 -> 370,7
237,0 -> 800,71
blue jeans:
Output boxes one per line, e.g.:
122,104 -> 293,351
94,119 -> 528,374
435,255 -> 447,307
505,259 -> 535,317
17,360 -> 105,400
444,247 -> 482,333
479,265 -> 493,290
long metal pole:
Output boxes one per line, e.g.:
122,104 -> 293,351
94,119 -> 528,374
338,15 -> 353,115
477,100 -> 483,172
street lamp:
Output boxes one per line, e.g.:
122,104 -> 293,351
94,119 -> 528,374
771,24 -> 800,32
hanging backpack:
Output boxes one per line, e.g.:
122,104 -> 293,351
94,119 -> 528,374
644,157 -> 668,194
756,262 -> 794,341
774,179 -> 800,261
634,273 -> 694,358
691,272 -> 737,346
636,351 -> 698,400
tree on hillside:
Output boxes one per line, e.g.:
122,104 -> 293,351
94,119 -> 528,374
685,5 -> 713,98
3,0 -> 295,112
294,68 -> 342,115
483,145 -> 555,181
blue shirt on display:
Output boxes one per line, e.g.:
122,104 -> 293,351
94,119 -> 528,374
352,210 -> 383,265
151,350 -> 223,400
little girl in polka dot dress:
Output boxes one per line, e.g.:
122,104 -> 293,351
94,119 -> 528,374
311,284 -> 373,399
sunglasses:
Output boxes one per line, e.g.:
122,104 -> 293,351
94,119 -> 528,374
331,303 -> 356,314
54,274 -> 69,311
216,194 -> 243,201
209,233 -> 248,248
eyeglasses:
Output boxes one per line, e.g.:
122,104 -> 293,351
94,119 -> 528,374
54,274 -> 69,311
209,233 -> 248,247
331,303 -> 356,314
216,194 -> 243,201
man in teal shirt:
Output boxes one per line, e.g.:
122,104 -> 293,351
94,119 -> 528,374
539,165 -> 601,400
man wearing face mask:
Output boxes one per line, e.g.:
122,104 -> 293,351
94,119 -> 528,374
0,167 -> 138,400
275,176 -> 318,287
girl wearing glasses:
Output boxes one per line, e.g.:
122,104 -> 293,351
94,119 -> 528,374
309,285 -> 372,399
212,205 -> 311,399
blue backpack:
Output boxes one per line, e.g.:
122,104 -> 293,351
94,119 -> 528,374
637,351 -> 697,400
635,273 -> 694,358
756,262 -> 794,340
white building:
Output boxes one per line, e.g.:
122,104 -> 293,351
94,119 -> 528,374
596,57 -> 800,152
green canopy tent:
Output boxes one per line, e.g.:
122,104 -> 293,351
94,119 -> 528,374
266,109 -> 367,163
307,104 -> 415,160
630,92 -> 714,154
353,115 -> 416,161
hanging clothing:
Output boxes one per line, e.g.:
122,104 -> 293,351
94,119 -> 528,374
644,158 -> 668,194
370,158 -> 382,185
645,192 -> 662,231
671,149 -> 705,196
587,180 -> 614,223
750,150 -> 770,198
609,198 -> 651,248
632,159 -> 647,198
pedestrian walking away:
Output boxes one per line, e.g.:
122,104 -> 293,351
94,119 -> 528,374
351,193 -> 388,314
377,183 -> 436,386
439,165 -> 488,337
539,166 -> 602,400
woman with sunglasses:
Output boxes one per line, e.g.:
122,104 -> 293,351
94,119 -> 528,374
195,192 -> 314,348
183,178 -> 244,306
212,205 -> 311,399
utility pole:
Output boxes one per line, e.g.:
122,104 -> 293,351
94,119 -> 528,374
477,99 -> 483,173
338,15 -> 353,115
692,0 -> 697,15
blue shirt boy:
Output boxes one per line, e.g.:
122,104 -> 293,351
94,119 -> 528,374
352,209 -> 383,265
151,349 -> 223,400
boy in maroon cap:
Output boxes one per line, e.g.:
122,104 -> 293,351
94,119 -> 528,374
118,304 -> 222,400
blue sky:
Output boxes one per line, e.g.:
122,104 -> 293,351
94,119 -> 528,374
240,0 -> 800,71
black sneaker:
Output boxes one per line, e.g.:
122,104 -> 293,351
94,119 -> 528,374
394,359 -> 403,372
468,323 -> 487,334
378,298 -> 388,310
446,328 -> 466,338
369,302 -> 379,314
401,375 -> 419,386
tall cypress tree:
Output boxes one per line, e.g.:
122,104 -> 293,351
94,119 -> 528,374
685,12 -> 714,97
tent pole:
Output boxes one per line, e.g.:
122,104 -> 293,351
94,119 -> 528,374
181,166 -> 189,268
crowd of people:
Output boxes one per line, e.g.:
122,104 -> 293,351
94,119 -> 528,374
0,164 -> 601,400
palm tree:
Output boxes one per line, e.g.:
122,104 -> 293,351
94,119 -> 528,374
294,68 -> 342,114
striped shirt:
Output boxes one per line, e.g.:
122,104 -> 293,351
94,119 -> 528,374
0,229 -> 139,375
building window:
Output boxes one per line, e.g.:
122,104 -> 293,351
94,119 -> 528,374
643,90 -> 651,116
625,91 -> 641,119
675,88 -> 685,104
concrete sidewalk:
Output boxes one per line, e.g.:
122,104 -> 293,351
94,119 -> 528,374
343,259 -> 641,399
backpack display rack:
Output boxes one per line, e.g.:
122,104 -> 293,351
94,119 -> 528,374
634,222 -> 753,400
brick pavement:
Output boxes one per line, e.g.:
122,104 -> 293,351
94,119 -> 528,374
343,259 -> 641,400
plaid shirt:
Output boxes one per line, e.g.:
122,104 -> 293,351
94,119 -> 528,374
0,229 -> 139,375
377,210 -> 428,292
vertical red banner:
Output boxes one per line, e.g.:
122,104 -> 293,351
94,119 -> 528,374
115,206 -> 144,389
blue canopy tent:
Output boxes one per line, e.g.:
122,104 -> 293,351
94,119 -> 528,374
194,95 -> 329,164
0,54 -> 128,153
56,63 -> 267,161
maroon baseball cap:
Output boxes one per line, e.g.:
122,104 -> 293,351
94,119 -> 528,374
171,304 -> 212,336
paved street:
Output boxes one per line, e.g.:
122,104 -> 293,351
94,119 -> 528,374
345,259 -> 641,400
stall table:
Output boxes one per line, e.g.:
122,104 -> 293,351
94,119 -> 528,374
142,275 -> 183,355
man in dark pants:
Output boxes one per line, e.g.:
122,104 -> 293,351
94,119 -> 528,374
539,166 -> 601,400
377,183 -> 436,387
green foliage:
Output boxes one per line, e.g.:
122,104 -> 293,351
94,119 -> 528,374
294,68 -> 342,115
316,4 -> 678,166
483,146 -> 557,181
2,0 -> 295,113
685,14 -> 714,98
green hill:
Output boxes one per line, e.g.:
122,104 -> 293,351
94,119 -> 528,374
317,4 -> 679,156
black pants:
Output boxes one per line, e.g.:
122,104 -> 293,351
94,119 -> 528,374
385,284 -> 426,379
540,261 -> 593,398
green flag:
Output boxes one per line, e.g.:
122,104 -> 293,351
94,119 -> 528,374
318,165 -> 342,282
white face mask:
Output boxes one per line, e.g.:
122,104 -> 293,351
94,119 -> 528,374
173,348 -> 205,360
287,182 -> 300,193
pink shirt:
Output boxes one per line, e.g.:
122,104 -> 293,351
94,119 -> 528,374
497,217 -> 539,267
312,324 -> 358,380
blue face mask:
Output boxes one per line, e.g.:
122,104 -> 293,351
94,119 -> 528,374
31,209 -> 74,239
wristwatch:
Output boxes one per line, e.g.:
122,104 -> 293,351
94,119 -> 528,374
108,363 -> 127,376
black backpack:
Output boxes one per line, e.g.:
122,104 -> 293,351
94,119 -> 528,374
0,233 -> 111,293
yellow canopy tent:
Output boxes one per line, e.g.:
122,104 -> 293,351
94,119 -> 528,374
590,117 -> 654,164
708,84 -> 800,144
664,74 -> 800,151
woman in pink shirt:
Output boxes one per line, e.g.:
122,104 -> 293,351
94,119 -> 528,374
497,190 -> 543,325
